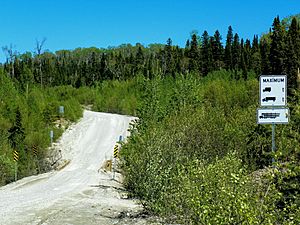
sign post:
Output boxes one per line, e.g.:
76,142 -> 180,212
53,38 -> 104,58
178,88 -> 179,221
13,150 -> 19,181
59,106 -> 64,128
59,106 -> 64,115
50,130 -> 54,144
272,123 -> 276,162
257,75 -> 289,163
112,144 -> 119,180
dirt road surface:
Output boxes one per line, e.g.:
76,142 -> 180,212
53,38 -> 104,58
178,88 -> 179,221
0,111 -> 161,225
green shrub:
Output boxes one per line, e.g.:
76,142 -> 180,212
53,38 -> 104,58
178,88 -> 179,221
121,73 -> 300,223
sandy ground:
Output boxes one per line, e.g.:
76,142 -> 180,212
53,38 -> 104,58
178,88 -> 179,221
0,111 -> 162,225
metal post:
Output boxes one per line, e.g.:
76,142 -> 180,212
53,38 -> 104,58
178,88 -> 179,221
15,162 -> 18,182
50,130 -> 53,145
272,123 -> 276,163
112,158 -> 116,180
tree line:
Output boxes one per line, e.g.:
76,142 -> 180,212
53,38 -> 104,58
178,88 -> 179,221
2,16 -> 300,91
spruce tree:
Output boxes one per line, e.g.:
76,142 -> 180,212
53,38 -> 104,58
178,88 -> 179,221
201,31 -> 213,75
251,35 -> 261,75
244,39 -> 252,71
184,39 -> 190,57
269,16 -> 286,74
212,30 -> 224,70
188,34 -> 200,73
240,39 -> 248,80
135,46 -> 144,74
232,33 -> 241,78
8,109 -> 25,151
285,17 -> 300,91
260,36 -> 271,74
164,38 -> 175,77
225,26 -> 233,70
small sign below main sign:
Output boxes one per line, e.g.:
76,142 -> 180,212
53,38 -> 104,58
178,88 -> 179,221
257,108 -> 289,124
260,75 -> 287,107
59,106 -> 64,114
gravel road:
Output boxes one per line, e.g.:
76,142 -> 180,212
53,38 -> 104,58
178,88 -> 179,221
0,111 -> 161,225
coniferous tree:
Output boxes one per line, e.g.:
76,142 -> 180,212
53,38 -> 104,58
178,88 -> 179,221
244,39 -> 251,69
269,16 -> 286,74
201,31 -> 213,75
99,53 -> 107,80
240,39 -> 248,80
251,36 -> 261,75
211,30 -> 224,70
174,46 -> 183,75
260,36 -> 271,74
285,17 -> 300,91
164,38 -> 175,77
184,39 -> 190,57
232,33 -> 241,78
188,34 -> 200,74
8,109 -> 25,151
225,26 -> 234,70
135,46 -> 144,74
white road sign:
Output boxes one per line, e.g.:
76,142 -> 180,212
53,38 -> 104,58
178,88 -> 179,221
59,106 -> 64,114
257,108 -> 289,124
260,75 -> 287,107
50,130 -> 54,138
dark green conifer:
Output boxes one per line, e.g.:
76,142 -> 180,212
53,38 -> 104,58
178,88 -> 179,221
8,109 -> 25,150
188,34 -> 200,73
251,36 -> 261,75
212,30 -> 224,70
201,31 -> 213,75
240,39 -> 248,80
269,16 -> 286,74
225,26 -> 234,70
232,33 -> 241,78
260,37 -> 271,74
285,17 -> 300,91
164,38 -> 175,77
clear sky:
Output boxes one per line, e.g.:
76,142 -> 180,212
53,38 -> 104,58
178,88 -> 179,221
1,0 -> 299,62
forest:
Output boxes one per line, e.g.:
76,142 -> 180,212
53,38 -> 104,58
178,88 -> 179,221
0,15 -> 300,224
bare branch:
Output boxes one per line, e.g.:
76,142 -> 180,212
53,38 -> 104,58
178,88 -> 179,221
35,38 -> 47,55
2,44 -> 17,62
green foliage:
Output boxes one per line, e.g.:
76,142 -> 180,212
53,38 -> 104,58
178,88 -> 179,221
92,77 -> 142,116
0,70 -> 83,184
270,16 -> 286,75
174,154 -> 279,224
121,73 -> 300,223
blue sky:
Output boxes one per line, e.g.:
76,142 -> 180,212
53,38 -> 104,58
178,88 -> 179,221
1,0 -> 299,62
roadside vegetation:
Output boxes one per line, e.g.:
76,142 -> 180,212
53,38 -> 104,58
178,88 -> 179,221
0,68 -> 85,184
0,14 -> 300,223
121,72 -> 300,224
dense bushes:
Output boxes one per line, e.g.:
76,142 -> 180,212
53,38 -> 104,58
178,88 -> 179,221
121,71 -> 300,224
92,77 -> 142,116
0,70 -> 83,184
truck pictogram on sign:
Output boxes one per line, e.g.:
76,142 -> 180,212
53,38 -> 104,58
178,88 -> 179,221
263,87 -> 271,92
262,97 -> 276,102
